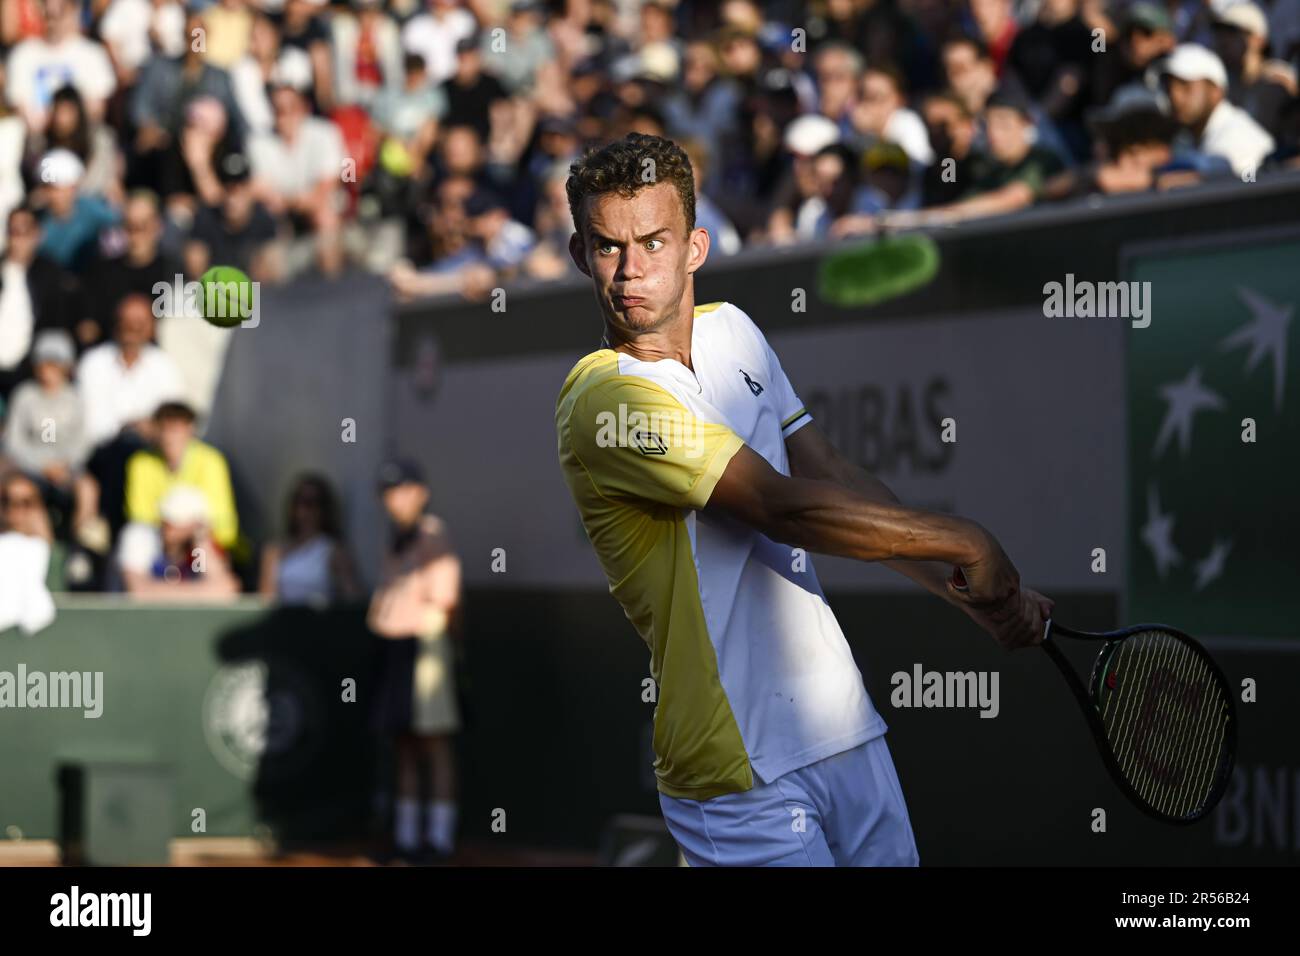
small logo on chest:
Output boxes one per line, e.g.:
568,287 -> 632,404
739,369 -> 764,396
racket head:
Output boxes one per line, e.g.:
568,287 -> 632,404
1048,622 -> 1237,826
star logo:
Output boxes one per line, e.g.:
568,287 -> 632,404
1140,482 -> 1182,579
1193,538 -> 1233,590
1152,366 -> 1225,459
1219,287 -> 1292,412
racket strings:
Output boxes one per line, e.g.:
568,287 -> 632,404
1098,630 -> 1231,819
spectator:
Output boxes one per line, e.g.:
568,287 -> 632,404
1163,43 -> 1275,176
389,172 -> 492,300
967,0 -> 1020,74
810,40 -> 864,135
1212,3 -> 1297,142
280,0 -> 336,112
402,0 -> 478,89
463,187 -> 535,274
248,78 -> 345,277
942,35 -> 1000,117
86,191 -> 181,344
77,292 -> 183,450
259,472 -> 359,605
24,86 -> 122,205
438,33 -> 508,147
1005,0 -> 1096,159
919,91 -> 980,206
130,10 -> 245,193
764,112 -> 842,244
660,40 -> 742,200
185,152 -> 278,280
34,148 -> 119,272
681,138 -> 742,256
0,63 -> 26,246
373,52 -> 446,152
1090,2 -> 1177,107
99,0 -> 187,88
5,0 -> 115,132
0,205 -> 83,398
884,86 -> 1065,227
117,483 -> 239,599
367,458 -> 463,861
201,0 -> 254,71
124,399 -> 238,552
333,0 -> 405,111
0,470 -> 58,628
850,64 -> 934,167
231,12 -> 312,137
1,328 -> 107,551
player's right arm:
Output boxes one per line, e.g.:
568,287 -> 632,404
705,443 -> 1042,649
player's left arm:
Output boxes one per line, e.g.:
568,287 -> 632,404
784,422 -> 959,604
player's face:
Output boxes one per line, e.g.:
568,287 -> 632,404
571,181 -> 707,335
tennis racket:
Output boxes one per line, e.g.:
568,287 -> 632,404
950,568 -> 1237,825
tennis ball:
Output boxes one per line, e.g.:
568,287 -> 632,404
199,265 -> 255,328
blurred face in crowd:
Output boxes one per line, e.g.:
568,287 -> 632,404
641,3 -> 674,43
815,48 -> 860,119
813,151 -> 847,199
223,177 -> 256,226
157,414 -> 196,468
45,0 -> 80,41
454,46 -> 481,82
250,14 -> 280,63
986,105 -> 1033,164
382,482 -> 428,527
943,41 -> 996,111
923,96 -> 976,159
6,209 -> 40,265
570,181 -> 705,336
1,475 -> 44,536
50,95 -> 83,141
291,481 -> 326,536
1166,76 -> 1220,128
855,70 -> 903,136
440,126 -> 483,176
46,179 -> 78,217
161,518 -> 201,561
1041,0 -> 1079,23
271,86 -> 308,136
1127,25 -> 1175,67
682,41 -> 717,94
123,196 -> 162,263
115,295 -> 157,351
719,33 -> 760,77
971,0 -> 1013,41
35,358 -> 71,389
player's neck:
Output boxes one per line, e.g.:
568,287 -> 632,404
603,303 -> 695,370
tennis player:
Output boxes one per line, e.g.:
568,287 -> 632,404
556,133 -> 1054,867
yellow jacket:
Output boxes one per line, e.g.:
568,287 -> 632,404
125,440 -> 239,550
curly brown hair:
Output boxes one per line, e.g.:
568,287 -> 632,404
565,132 -> 696,240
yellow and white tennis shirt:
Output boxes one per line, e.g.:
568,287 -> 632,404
556,301 -> 887,800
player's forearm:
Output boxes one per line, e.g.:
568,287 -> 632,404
760,476 -> 988,567
804,444 -> 962,601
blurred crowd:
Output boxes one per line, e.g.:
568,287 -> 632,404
0,0 -> 1298,604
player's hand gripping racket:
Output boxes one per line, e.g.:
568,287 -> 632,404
950,567 -> 1237,825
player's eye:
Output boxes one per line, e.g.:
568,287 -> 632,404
645,239 -> 663,251
597,243 -> 618,256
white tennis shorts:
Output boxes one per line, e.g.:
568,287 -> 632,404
659,735 -> 919,866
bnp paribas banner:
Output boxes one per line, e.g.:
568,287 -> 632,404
1126,230 -> 1299,637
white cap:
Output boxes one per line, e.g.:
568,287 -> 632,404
38,148 -> 85,186
783,113 -> 841,156
1163,44 -> 1229,89
159,486 -> 210,527
1215,2 -> 1268,38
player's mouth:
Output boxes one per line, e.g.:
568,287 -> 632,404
615,295 -> 646,308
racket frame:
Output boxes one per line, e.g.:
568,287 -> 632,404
1043,619 -> 1238,826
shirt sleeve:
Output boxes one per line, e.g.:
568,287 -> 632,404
755,325 -> 812,438
201,447 -> 239,550
570,377 -> 744,511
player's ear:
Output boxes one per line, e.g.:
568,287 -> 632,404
568,232 -> 592,277
685,226 -> 710,276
